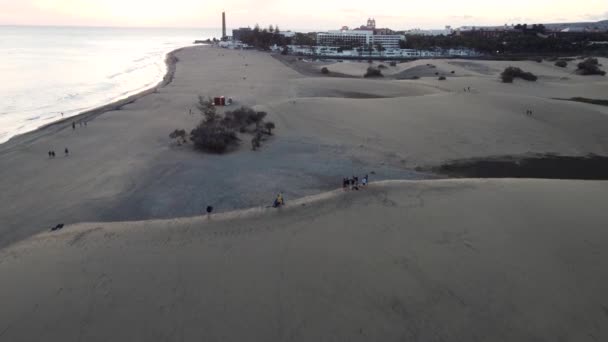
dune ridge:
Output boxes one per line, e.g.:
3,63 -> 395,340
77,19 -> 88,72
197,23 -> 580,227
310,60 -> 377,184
1,179 -> 608,341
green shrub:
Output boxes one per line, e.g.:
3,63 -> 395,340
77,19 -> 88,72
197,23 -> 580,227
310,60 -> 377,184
438,76 -> 446,80
186,99 -> 275,154
190,124 -> 239,153
500,66 -> 538,83
321,67 -> 329,74
577,58 -> 606,76
364,67 -> 383,78
555,60 -> 568,68
378,64 -> 387,69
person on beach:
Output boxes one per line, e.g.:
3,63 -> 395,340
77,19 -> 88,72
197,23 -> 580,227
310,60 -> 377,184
206,205 -> 213,218
72,122 -> 76,130
51,151 -> 56,158
362,174 -> 368,187
353,176 -> 360,190
273,193 -> 284,208
48,151 -> 52,158
343,178 -> 348,191
64,148 -> 69,156
468,86 -> 471,92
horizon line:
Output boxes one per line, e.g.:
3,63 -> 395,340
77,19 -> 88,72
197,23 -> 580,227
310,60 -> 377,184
1,17 -> 606,32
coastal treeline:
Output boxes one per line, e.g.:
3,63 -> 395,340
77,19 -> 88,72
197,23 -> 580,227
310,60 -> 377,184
239,25 -> 315,50
171,97 -> 276,153
401,31 -> 608,55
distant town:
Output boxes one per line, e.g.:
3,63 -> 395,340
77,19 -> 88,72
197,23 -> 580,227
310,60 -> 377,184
202,13 -> 608,59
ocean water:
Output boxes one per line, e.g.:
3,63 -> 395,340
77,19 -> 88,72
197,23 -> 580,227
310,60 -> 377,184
0,26 -> 219,144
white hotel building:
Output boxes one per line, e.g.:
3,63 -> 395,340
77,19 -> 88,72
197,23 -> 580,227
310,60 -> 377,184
316,30 -> 405,50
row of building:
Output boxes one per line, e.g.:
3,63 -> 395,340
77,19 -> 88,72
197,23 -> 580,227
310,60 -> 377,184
272,45 -> 480,58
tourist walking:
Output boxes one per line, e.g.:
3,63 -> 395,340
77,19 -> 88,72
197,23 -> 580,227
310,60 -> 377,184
343,178 -> 349,191
206,205 -> 213,218
273,193 -> 284,208
362,174 -> 368,186
64,148 -> 69,156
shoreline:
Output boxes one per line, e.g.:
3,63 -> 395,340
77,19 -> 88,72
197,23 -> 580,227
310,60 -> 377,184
0,46 -> 186,151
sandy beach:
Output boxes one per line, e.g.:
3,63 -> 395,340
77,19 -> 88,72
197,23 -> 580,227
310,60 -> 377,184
1,45 -> 608,340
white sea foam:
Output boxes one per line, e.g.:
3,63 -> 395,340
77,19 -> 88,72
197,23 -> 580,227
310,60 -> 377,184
0,26 -> 219,144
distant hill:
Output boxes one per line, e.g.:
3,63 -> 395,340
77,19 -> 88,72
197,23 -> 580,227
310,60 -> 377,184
543,19 -> 608,32
458,19 -> 608,32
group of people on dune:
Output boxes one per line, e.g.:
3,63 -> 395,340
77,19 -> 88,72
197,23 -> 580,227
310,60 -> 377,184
343,174 -> 369,191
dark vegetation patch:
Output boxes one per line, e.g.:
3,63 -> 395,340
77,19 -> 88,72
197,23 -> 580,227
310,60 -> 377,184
364,67 -> 383,78
438,76 -> 447,80
433,154 -> 608,180
321,67 -> 329,74
555,60 -> 568,68
577,58 -> 606,76
172,96 -> 275,153
500,66 -> 538,83
555,97 -> 608,106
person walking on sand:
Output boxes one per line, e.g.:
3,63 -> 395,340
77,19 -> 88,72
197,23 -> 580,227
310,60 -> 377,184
206,205 -> 213,218
64,148 -> 69,156
362,174 -> 368,187
273,193 -> 285,208
343,177 -> 348,191
278,193 -> 284,206
72,122 -> 76,130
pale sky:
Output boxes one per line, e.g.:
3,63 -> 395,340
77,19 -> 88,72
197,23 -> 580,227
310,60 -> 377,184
0,0 -> 606,30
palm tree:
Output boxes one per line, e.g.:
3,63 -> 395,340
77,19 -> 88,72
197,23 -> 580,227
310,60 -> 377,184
264,122 -> 276,135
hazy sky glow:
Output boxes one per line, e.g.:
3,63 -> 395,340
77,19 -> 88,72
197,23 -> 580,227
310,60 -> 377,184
1,0 -> 606,30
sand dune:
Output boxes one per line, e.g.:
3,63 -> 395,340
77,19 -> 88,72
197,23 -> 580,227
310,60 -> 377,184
1,179 -> 607,341
1,46 -> 608,248
266,91 -> 608,167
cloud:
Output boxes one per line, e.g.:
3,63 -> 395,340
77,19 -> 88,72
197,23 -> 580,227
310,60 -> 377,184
580,11 -> 608,21
448,14 -> 475,20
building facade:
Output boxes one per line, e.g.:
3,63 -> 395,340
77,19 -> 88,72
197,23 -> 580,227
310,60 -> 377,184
317,30 -> 404,50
